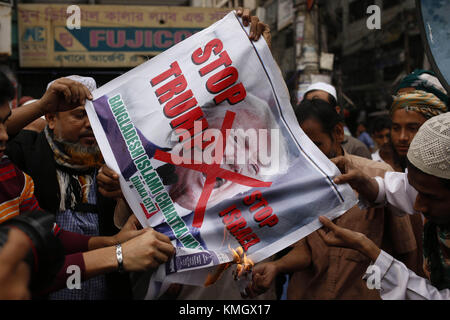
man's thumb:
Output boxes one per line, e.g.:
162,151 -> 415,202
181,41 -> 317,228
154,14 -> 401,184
333,173 -> 354,185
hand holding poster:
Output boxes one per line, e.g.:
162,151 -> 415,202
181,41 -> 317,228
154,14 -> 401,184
85,11 -> 357,298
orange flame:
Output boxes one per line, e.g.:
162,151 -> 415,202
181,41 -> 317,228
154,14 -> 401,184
229,245 -> 242,264
203,246 -> 254,287
232,247 -> 254,280
243,252 -> 254,270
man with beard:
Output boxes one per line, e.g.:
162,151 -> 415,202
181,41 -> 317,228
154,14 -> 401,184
0,73 -> 175,300
5,75 -> 127,299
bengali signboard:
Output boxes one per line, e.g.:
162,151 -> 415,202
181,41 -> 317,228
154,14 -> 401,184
17,4 -> 232,67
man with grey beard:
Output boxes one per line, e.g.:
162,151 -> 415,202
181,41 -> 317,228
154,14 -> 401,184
6,75 -> 130,300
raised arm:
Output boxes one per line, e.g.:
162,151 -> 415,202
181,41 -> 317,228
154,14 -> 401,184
6,78 -> 93,137
318,216 -> 450,300
331,156 -> 418,215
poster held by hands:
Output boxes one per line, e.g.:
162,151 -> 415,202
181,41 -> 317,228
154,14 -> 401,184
85,11 -> 357,296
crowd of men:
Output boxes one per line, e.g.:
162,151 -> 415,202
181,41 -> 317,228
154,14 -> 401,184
0,8 -> 449,300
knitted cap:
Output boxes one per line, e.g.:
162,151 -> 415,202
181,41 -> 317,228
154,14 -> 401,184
407,112 -> 450,179
47,75 -> 97,92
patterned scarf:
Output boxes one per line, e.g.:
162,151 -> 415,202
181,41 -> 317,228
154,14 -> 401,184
44,127 -> 104,171
396,69 -> 448,107
423,220 -> 450,290
44,127 -> 104,211
391,90 -> 448,120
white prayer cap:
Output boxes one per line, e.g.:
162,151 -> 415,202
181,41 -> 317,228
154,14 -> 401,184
407,112 -> 450,179
304,82 -> 337,101
46,75 -> 97,92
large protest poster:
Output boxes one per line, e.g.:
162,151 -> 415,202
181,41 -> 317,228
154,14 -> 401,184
85,11 -> 357,295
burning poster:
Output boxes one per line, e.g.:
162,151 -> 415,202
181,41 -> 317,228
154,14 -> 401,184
85,11 -> 357,297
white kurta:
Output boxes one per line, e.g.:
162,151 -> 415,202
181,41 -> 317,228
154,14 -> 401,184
366,172 -> 450,300
374,171 -> 418,215
368,250 -> 450,300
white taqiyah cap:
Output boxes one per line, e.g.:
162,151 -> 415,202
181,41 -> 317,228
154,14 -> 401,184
304,82 -> 337,101
407,112 -> 450,179
47,75 -> 97,92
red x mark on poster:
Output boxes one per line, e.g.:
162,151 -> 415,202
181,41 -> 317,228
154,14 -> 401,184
154,110 -> 272,228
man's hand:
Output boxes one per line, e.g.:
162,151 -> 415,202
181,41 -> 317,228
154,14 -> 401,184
38,77 -> 93,114
97,165 -> 123,199
237,7 -> 272,49
244,262 -> 279,298
318,216 -> 381,261
97,164 -> 178,200
121,228 -> 175,271
0,228 -> 32,300
6,77 -> 94,137
112,214 -> 144,245
331,156 -> 379,203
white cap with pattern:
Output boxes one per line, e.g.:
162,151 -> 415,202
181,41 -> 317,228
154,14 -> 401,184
407,112 -> 450,179
304,82 -> 337,101
46,75 -> 97,92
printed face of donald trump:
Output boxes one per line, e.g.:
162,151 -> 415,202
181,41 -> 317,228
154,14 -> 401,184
168,95 -> 288,211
